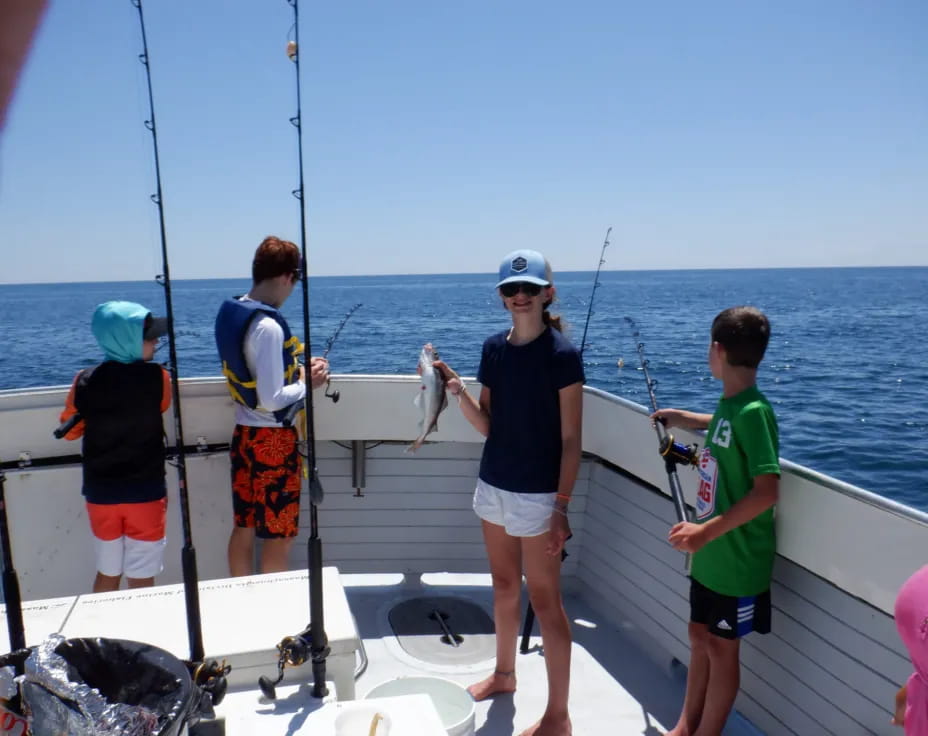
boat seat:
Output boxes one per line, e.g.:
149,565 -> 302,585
54,567 -> 361,698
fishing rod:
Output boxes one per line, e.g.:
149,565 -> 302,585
624,317 -> 698,529
131,0 -> 228,704
520,229 -> 611,652
321,302 -> 362,402
0,462 -> 26,652
259,0 -> 330,701
578,226 -> 612,358
280,301 -> 362,432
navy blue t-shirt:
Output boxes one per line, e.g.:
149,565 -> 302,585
477,326 -> 585,493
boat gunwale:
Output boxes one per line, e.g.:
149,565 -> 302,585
3,376 -> 926,527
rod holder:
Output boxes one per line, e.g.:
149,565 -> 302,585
351,440 -> 366,497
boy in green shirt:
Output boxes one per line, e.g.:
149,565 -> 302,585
653,306 -> 780,736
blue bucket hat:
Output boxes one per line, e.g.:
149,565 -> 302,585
496,249 -> 551,288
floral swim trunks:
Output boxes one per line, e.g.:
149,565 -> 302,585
230,425 -> 302,539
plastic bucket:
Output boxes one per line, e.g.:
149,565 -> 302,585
0,637 -> 195,736
365,676 -> 475,736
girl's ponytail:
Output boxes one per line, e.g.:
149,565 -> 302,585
543,302 -> 563,332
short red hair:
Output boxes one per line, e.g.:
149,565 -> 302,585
252,236 -> 300,284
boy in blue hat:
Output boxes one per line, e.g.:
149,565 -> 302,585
59,300 -> 172,593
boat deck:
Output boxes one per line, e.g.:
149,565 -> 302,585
1,568 -> 762,735
214,572 -> 761,735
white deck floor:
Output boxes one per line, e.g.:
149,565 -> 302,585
339,573 -> 678,736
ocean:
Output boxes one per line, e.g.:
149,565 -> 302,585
1,267 -> 926,510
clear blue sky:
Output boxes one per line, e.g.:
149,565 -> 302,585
1,0 -> 925,283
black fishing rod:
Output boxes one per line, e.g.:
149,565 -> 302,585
321,302 -> 362,403
578,226 -> 612,358
0,463 -> 25,652
624,317 -> 698,529
259,0 -> 329,701
519,231 -> 610,653
131,0 -> 228,704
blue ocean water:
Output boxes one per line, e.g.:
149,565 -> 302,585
1,268 -> 926,509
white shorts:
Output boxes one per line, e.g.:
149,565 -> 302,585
473,478 -> 556,537
94,536 -> 166,579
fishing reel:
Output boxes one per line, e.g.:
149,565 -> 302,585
659,433 -> 699,468
257,628 -> 329,700
188,658 -> 231,706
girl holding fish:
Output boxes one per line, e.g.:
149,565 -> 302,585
434,249 -> 583,736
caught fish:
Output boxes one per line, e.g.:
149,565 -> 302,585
408,344 -> 448,452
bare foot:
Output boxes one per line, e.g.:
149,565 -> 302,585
519,713 -> 571,736
663,721 -> 692,736
467,670 -> 516,701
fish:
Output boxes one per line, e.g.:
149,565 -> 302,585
408,343 -> 448,452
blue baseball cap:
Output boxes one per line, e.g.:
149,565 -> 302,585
496,249 -> 551,288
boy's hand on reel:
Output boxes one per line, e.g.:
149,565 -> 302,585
309,357 -> 329,389
651,408 -> 683,429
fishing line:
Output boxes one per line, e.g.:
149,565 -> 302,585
578,226 -> 612,358
131,0 -> 228,702
258,0 -> 330,701
624,317 -> 697,568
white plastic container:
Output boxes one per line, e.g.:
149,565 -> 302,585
365,677 -> 476,736
334,704 -> 393,736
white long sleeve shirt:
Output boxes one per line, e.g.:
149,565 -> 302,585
235,298 -> 305,427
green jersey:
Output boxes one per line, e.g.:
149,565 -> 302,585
690,385 -> 780,597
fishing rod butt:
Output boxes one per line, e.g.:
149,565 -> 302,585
2,570 -> 26,652
311,658 -> 329,699
307,534 -> 330,697
53,413 -> 81,439
181,545 -> 205,663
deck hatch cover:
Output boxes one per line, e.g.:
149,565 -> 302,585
388,596 -> 495,666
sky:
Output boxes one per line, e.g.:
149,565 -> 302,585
0,0 -> 925,283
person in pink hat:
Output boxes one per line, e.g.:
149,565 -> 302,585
894,564 -> 928,734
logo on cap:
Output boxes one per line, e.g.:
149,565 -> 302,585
511,256 -> 527,272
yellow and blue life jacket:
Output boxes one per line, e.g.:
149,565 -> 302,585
214,297 -> 302,423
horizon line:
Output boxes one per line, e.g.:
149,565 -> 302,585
2,263 -> 926,288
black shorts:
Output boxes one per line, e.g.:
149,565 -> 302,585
689,578 -> 771,640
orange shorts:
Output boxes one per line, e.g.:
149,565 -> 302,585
230,425 -> 302,539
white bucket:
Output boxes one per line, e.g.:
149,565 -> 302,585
365,676 -> 476,736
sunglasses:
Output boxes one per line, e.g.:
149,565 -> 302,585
291,267 -> 303,281
499,281 -> 543,298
